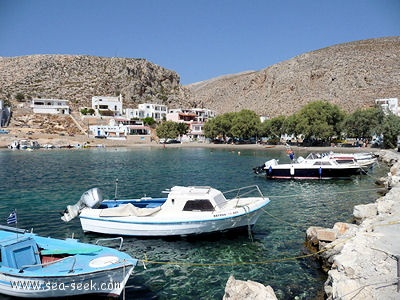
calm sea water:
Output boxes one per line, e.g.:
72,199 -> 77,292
0,146 -> 388,299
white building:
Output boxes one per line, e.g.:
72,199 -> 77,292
375,98 -> 399,116
137,103 -> 168,121
89,119 -> 151,140
31,99 -> 70,114
166,108 -> 217,142
125,108 -> 145,119
92,94 -> 123,116
124,103 -> 167,121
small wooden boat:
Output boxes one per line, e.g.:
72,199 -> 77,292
61,185 -> 270,237
0,225 -> 137,298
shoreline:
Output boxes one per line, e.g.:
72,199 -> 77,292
305,149 -> 400,299
0,132 -> 383,153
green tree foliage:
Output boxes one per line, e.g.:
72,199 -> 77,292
381,113 -> 400,148
156,121 -> 179,140
15,93 -> 25,102
142,117 -> 156,126
204,110 -> 260,141
259,115 -> 288,138
203,112 -> 234,141
294,100 -> 345,142
230,109 -> 261,139
80,108 -> 95,115
341,108 -> 384,139
176,122 -> 189,139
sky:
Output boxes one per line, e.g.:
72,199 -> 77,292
0,0 -> 399,85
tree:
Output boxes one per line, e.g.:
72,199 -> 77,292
230,109 -> 261,139
156,121 -> 179,140
341,108 -> 383,139
259,115 -> 287,138
176,122 -> 189,140
294,100 -> 345,143
381,113 -> 400,149
203,113 -> 234,141
142,117 -> 156,126
15,93 -> 25,102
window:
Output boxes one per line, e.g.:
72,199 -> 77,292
183,200 -> 214,211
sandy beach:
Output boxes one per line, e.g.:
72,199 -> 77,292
0,128 -> 383,153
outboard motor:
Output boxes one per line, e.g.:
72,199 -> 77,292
61,188 -> 103,222
253,164 -> 266,174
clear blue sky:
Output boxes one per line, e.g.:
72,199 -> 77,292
0,0 -> 399,85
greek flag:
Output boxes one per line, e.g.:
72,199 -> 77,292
6,210 -> 17,225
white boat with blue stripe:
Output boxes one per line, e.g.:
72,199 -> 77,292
61,185 -> 270,237
0,226 -> 137,298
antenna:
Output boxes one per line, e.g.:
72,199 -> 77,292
114,178 -> 118,200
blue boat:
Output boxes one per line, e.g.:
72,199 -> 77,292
0,225 -> 137,298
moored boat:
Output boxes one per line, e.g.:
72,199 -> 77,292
326,151 -> 378,170
61,185 -> 270,237
0,225 -> 137,298
253,152 -> 363,180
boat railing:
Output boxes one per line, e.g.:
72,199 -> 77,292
95,237 -> 124,250
222,185 -> 266,206
19,255 -> 77,273
0,225 -> 27,234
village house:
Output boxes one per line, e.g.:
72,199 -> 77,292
166,108 -> 216,142
375,97 -> 399,116
120,103 -> 168,121
89,118 -> 151,143
91,94 -> 123,117
0,100 -> 11,127
31,99 -> 70,114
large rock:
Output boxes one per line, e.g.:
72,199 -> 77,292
321,150 -> 400,299
223,275 -> 277,300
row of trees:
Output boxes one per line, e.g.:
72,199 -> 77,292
203,101 -> 400,149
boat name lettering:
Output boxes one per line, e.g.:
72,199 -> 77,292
213,210 -> 239,218
9,280 -> 122,292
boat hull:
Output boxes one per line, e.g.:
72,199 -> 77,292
0,265 -> 133,298
79,206 -> 267,236
265,165 -> 362,179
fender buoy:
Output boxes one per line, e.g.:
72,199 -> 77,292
290,165 -> 295,176
89,256 -> 119,268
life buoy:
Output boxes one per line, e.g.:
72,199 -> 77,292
89,256 -> 119,268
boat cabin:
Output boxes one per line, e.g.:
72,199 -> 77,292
163,186 -> 227,211
0,236 -> 41,270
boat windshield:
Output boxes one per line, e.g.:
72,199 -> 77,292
182,200 -> 214,211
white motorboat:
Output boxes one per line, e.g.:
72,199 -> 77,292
0,225 -> 137,298
253,152 -> 364,179
61,185 -> 270,237
326,151 -> 378,170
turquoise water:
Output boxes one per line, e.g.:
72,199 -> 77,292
0,147 -> 388,299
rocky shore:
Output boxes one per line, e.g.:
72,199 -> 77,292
306,149 -> 400,300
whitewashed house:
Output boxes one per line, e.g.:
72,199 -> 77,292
31,99 -> 70,114
375,98 -> 399,116
0,100 -> 8,127
92,94 -> 123,116
89,118 -> 151,142
166,108 -> 216,142
89,119 -> 127,139
138,103 -> 168,121
125,108 -> 145,119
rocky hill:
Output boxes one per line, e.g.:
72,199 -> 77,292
187,37 -> 400,117
0,37 -> 399,121
0,55 -> 189,112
